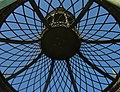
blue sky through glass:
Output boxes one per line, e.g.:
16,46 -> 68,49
0,0 -> 120,92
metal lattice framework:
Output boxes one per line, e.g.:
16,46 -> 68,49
0,0 -> 120,92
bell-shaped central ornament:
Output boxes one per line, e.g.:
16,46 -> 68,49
40,7 -> 80,60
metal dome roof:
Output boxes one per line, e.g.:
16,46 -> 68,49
0,0 -> 120,92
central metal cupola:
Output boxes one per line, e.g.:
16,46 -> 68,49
41,7 -> 80,60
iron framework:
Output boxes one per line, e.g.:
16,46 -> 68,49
0,0 -> 120,92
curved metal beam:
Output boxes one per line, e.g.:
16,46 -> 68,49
66,59 -> 78,92
43,59 -> 55,92
69,0 -> 94,28
0,38 -> 39,44
0,0 -> 28,27
0,71 -> 17,92
6,52 -> 43,81
0,0 -> 17,10
29,0 -> 51,29
81,38 -> 120,44
94,0 -> 120,26
103,71 -> 120,92
78,52 -> 114,81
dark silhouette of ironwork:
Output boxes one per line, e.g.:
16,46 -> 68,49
0,0 -> 120,92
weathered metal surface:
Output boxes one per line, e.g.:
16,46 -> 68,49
0,0 -> 17,10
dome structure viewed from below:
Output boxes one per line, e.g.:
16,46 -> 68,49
0,0 -> 120,92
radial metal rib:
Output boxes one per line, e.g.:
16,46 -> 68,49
82,39 -> 120,44
69,0 -> 94,28
43,59 -> 55,92
0,38 -> 39,44
6,52 -> 43,81
29,0 -> 51,29
66,59 -> 78,92
78,52 -> 114,81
